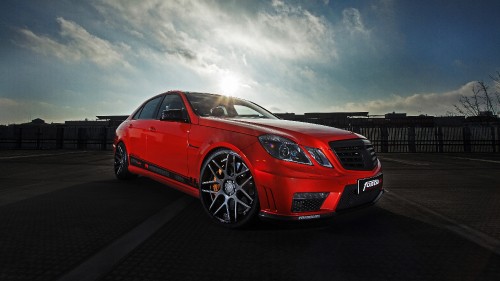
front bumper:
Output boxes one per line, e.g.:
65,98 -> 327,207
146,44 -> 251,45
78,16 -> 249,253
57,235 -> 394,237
257,182 -> 384,221
241,139 -> 384,221
252,167 -> 383,220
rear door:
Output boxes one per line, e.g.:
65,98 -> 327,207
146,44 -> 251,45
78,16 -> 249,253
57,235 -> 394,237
128,96 -> 163,161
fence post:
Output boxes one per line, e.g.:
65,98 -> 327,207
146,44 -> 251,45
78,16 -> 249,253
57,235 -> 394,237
77,128 -> 87,150
16,126 -> 22,149
408,127 -> 416,153
463,126 -> 471,152
492,126 -> 497,153
436,126 -> 444,153
380,126 -> 389,153
101,127 -> 108,151
56,126 -> 64,149
36,127 -> 42,150
497,125 -> 500,153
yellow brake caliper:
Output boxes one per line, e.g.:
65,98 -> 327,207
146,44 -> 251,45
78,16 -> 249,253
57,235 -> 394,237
212,169 -> 222,192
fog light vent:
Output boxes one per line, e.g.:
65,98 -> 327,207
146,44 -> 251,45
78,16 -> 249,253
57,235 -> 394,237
292,192 -> 329,213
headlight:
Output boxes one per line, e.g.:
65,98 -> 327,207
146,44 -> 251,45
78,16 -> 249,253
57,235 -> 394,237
258,134 -> 312,165
305,147 -> 333,168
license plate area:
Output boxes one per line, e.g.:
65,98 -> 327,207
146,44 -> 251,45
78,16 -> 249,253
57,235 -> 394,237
357,174 -> 383,194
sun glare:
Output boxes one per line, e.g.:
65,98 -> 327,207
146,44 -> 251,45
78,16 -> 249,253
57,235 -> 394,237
219,75 -> 239,95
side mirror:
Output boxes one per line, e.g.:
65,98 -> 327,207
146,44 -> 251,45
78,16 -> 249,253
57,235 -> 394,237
161,109 -> 188,122
210,107 -> 225,117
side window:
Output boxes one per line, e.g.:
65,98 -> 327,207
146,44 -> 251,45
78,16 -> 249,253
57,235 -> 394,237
234,104 -> 263,117
138,96 -> 162,120
131,108 -> 142,120
156,94 -> 186,119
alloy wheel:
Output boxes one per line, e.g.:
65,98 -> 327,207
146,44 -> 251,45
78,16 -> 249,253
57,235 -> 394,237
200,150 -> 258,227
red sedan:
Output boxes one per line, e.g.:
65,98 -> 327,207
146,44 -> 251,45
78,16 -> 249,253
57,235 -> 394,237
114,91 -> 383,227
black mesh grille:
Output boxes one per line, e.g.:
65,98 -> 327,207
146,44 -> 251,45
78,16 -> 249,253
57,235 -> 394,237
292,198 -> 326,212
329,139 -> 378,171
336,184 -> 382,212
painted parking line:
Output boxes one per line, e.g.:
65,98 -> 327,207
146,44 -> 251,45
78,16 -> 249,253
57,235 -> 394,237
451,157 -> 500,164
385,192 -> 500,256
378,157 -> 430,166
0,151 -> 87,160
57,196 -> 194,281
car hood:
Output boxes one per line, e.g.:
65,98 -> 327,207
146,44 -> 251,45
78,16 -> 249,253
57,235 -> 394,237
199,117 -> 360,144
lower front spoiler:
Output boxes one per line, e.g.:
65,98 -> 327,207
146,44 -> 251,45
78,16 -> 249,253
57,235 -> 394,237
258,188 -> 385,221
258,211 -> 335,221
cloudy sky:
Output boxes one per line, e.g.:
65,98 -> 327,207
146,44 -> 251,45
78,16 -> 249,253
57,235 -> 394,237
1,0 -> 500,124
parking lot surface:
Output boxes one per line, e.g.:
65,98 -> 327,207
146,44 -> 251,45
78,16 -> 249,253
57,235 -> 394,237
0,150 -> 499,280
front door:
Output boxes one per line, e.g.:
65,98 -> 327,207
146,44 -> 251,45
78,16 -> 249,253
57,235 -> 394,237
146,94 -> 191,177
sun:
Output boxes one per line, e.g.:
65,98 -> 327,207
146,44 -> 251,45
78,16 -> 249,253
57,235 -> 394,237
219,74 -> 239,95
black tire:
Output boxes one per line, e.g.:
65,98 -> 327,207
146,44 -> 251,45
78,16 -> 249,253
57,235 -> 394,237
114,142 -> 136,180
199,149 -> 259,228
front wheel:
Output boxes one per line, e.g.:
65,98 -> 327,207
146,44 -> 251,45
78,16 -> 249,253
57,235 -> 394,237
114,142 -> 136,180
199,149 -> 259,228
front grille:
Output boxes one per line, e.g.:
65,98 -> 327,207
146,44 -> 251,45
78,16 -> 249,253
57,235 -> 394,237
329,139 -> 378,170
335,184 -> 382,212
292,198 -> 325,212
291,192 -> 329,212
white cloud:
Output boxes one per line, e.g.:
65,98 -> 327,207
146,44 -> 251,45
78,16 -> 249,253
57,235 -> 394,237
18,28 -> 80,61
88,0 -> 338,109
17,17 -> 130,68
0,97 -> 20,107
328,82 -> 476,115
342,8 -> 369,35
244,4 -> 335,60
93,0 -> 336,70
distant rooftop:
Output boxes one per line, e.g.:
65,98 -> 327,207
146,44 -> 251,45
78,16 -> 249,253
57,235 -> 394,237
96,115 -> 129,121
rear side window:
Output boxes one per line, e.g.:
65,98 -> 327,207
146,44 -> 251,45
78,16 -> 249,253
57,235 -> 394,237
137,96 -> 162,120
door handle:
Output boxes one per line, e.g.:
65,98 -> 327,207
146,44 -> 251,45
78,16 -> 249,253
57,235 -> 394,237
149,127 -> 156,132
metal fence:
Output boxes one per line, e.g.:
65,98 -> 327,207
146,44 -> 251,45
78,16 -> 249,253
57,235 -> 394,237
355,126 -> 500,153
0,126 -> 115,150
0,125 -> 499,153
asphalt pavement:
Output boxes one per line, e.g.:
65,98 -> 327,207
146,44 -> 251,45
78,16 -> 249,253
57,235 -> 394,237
0,150 -> 499,281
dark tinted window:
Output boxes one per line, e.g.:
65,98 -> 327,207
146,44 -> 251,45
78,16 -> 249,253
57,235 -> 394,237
138,96 -> 162,120
185,92 -> 277,119
131,107 -> 142,120
156,94 -> 186,119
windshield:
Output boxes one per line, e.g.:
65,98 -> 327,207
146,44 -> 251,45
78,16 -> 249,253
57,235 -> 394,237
185,92 -> 278,119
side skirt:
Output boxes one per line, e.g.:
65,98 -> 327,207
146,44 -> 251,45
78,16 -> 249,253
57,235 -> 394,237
129,155 -> 198,189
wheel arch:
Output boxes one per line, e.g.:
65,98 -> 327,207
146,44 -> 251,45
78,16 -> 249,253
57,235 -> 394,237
197,142 -> 257,179
114,139 -> 131,160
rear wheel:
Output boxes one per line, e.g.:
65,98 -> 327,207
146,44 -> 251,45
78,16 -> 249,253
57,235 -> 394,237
114,142 -> 135,180
199,149 -> 259,228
